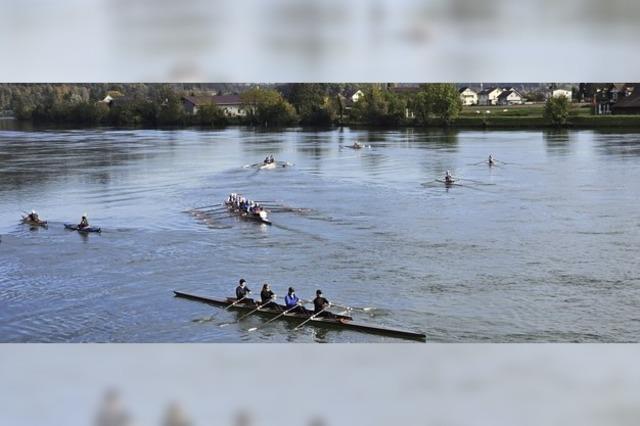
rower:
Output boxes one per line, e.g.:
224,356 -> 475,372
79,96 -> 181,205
28,210 -> 39,222
235,279 -> 253,304
264,155 -> 270,164
284,287 -> 305,313
78,213 -> 89,229
260,283 -> 280,311
444,170 -> 454,184
269,154 -> 274,163
313,289 -> 333,318
488,154 -> 495,166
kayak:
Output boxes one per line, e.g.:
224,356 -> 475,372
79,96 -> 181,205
64,224 -> 102,233
21,216 -> 48,227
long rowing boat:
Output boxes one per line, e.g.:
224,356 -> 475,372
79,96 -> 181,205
174,290 -> 426,341
224,201 -> 272,225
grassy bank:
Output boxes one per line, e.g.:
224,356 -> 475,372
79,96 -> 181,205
454,104 -> 640,129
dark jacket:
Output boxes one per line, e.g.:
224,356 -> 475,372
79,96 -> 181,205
236,285 -> 250,300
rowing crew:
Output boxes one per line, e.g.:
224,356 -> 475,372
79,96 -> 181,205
226,193 -> 267,216
263,154 -> 275,164
235,279 -> 336,318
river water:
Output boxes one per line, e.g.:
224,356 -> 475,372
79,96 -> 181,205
1,125 -> 639,342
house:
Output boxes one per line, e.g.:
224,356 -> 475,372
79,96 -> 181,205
611,87 -> 640,114
478,87 -> 503,105
458,87 -> 478,105
182,94 -> 245,117
497,89 -> 523,105
550,89 -> 572,101
344,89 -> 364,103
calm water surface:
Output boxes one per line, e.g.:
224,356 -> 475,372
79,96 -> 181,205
1,125 -> 639,342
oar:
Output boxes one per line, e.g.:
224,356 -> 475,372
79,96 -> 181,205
331,302 -> 373,313
219,297 -> 276,327
247,302 -> 303,332
190,203 -> 225,210
293,305 -> 330,330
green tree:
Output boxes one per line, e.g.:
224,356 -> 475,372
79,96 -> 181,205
411,84 -> 462,126
241,87 -> 297,127
544,95 -> 570,127
193,104 -> 228,126
350,86 -> 406,126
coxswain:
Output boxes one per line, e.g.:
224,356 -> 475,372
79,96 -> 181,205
78,213 -> 89,229
235,279 -> 252,303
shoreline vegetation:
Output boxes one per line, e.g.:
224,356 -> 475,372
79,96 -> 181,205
1,83 -> 639,130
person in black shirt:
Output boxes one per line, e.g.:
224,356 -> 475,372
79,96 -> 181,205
235,279 -> 253,304
260,283 -> 280,311
313,289 -> 332,316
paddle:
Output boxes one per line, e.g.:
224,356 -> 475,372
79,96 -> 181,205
247,302 -> 303,332
293,305 -> 331,331
219,297 -> 277,327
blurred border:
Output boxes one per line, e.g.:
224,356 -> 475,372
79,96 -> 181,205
2,0 -> 640,82
1,344 -> 640,425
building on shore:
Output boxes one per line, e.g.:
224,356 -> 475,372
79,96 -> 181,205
458,87 -> 478,105
182,94 -> 244,116
611,89 -> 640,114
497,89 -> 523,105
478,87 -> 503,105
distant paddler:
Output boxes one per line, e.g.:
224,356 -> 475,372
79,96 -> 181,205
444,170 -> 455,184
235,278 -> 253,303
27,210 -> 40,222
263,154 -> 275,164
488,154 -> 495,166
78,213 -> 90,229
351,141 -> 363,149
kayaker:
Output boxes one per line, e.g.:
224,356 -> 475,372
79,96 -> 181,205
235,279 -> 252,303
78,213 -> 89,229
284,287 -> 304,313
313,289 -> 331,317
445,170 -> 454,184
260,283 -> 279,311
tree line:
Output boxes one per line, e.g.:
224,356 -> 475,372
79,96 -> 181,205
5,83 -> 575,128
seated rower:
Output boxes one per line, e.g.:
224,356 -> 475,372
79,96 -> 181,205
444,170 -> 455,184
235,279 -> 253,304
260,283 -> 280,311
264,155 -> 270,164
28,210 -> 40,222
284,287 -> 306,313
78,213 -> 89,229
313,289 -> 336,318
269,154 -> 274,163
488,154 -> 495,166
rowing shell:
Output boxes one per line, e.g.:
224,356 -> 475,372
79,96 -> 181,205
174,291 -> 426,341
64,224 -> 102,233
224,201 -> 272,225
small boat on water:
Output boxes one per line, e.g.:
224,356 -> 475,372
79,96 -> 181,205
224,200 -> 272,225
64,224 -> 102,233
259,162 -> 277,170
174,291 -> 426,341
21,215 -> 47,227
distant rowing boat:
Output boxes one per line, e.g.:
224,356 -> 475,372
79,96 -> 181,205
64,224 -> 102,233
224,201 -> 272,225
174,291 -> 426,341
21,216 -> 47,227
